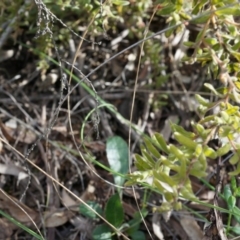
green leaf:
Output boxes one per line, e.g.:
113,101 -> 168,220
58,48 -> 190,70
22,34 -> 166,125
192,123 -> 205,136
227,196 -> 236,210
195,28 -> 208,43
231,177 -> 237,192
175,0 -> 183,11
165,191 -> 175,202
231,51 -> 240,62
106,136 -> 129,187
233,206 -> 240,223
215,6 -> 240,16
216,143 -> 231,157
235,187 -> 240,197
173,201 -> 182,211
232,40 -> 240,51
229,153 -> 240,165
154,170 -> 176,187
112,0 -> 130,6
130,231 -> 146,240
189,163 -> 207,178
105,193 -> 124,228
158,4 -> 176,15
219,126 -> 233,138
217,87 -> 229,95
127,209 -> 148,235
174,132 -> 197,150
92,224 -> 112,240
229,162 -> 240,176
152,133 -> 169,154
192,0 -> 208,14
195,94 -> 211,107
158,201 -> 173,212
79,201 -> 103,219
224,185 -> 232,203
179,11 -> 191,20
203,146 -> 217,159
198,152 -> 207,171
180,179 -> 197,200
204,38 -> 218,46
190,12 -> 210,24
135,154 -> 154,170
154,178 -> 167,193
144,137 -> 161,158
225,106 -> 239,115
204,83 -> 222,96
141,150 -> 156,167
199,115 -> 215,124
183,41 -> 195,47
171,124 -> 195,138
194,144 -> 203,157
169,144 -> 185,161
230,63 -> 240,72
231,226 -> 240,235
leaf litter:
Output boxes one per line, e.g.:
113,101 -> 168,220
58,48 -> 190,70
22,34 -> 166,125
0,1 -> 235,239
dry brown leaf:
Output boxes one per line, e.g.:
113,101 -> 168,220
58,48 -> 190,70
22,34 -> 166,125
79,181 -> 96,202
62,189 -> 79,211
0,119 -> 14,142
123,187 -> 140,199
122,202 -> 136,218
0,218 -> 15,239
44,210 -> 75,228
0,163 -> 28,183
62,182 -> 96,211
52,125 -> 67,135
0,190 -> 38,225
0,119 -> 36,144
179,211 -> 204,240
83,141 -> 105,152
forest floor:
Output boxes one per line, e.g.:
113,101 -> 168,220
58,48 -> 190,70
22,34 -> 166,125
0,2 -> 231,240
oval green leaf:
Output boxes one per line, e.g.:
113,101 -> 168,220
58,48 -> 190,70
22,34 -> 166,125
106,136 -> 129,187
105,193 -> 124,228
174,132 -> 197,149
216,143 -> 231,157
92,224 -> 112,240
152,133 -> 169,153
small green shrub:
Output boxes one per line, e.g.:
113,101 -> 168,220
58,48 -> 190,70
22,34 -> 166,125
128,0 -> 240,218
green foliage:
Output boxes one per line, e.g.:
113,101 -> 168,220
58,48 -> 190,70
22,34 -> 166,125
105,193 -> 124,228
3,0 -> 240,237
79,201 -> 103,219
128,0 -> 240,220
81,192 -> 147,239
106,136 -> 129,192
0,0 -> 151,71
223,177 -> 240,235
127,130 -> 199,212
93,224 -> 113,240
